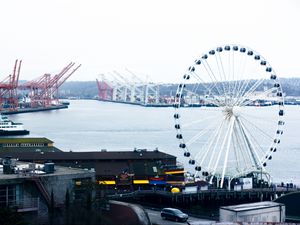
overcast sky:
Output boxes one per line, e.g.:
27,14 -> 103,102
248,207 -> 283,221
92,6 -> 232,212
0,0 -> 299,83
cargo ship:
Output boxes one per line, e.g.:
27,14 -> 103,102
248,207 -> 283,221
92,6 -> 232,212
0,114 -> 29,136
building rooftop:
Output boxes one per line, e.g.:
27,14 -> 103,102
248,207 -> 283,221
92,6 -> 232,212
0,150 -> 176,161
0,161 -> 94,183
0,147 -> 61,153
0,137 -> 54,144
220,201 -> 285,212
0,137 -> 62,152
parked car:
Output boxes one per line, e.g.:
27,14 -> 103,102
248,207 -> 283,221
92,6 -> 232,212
160,208 -> 188,222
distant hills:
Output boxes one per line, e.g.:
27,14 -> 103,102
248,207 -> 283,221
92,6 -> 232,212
58,78 -> 300,99
59,81 -> 99,99
280,78 -> 300,97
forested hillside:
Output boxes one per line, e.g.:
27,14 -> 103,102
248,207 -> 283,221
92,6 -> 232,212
57,78 -> 300,99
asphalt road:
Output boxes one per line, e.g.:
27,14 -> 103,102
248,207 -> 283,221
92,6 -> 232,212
145,208 -> 215,225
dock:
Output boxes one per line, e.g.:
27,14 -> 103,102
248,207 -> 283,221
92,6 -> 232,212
1,105 -> 68,115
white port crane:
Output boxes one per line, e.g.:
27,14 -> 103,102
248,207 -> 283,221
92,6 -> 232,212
125,69 -> 160,105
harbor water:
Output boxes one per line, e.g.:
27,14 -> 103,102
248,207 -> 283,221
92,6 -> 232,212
7,100 -> 300,185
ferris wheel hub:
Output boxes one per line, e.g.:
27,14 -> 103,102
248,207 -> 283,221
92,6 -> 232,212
232,106 -> 241,117
223,106 -> 241,118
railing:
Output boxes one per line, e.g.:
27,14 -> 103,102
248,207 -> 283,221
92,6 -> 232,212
30,176 -> 51,207
107,186 -> 300,199
162,163 -> 184,171
0,197 -> 39,212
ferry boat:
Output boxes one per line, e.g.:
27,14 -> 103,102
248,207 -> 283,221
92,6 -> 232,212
0,115 -> 29,136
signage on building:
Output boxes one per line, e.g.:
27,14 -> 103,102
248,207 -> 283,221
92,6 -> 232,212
240,177 -> 253,190
117,172 -> 132,185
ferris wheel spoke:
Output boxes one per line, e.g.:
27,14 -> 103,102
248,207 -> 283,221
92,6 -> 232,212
234,55 -> 258,103
206,120 -> 227,170
237,117 -> 265,170
233,50 -> 248,100
236,117 -> 260,168
237,79 -> 264,105
239,110 -> 278,136
232,133 -> 241,173
190,70 -> 230,107
232,123 -> 251,173
239,117 -> 271,158
232,124 -> 251,172
231,50 -> 237,95
235,123 -> 253,170
239,115 -> 274,141
239,87 -> 277,107
201,60 -> 224,96
210,117 -> 234,181
235,78 -> 259,105
210,53 -> 228,97
220,117 -> 235,188
194,119 -> 226,168
181,114 -> 220,128
235,79 -> 252,105
185,119 -> 220,146
227,49 -> 238,97
234,122 -> 255,170
236,78 -> 265,106
214,53 -> 228,96
183,85 -> 223,107
224,49 -> 232,94
203,97 -> 223,107
188,91 -> 223,108
238,108 -> 275,121
191,71 -> 223,101
194,129 -> 220,169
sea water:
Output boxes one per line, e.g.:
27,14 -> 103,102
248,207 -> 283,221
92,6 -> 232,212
8,100 -> 300,185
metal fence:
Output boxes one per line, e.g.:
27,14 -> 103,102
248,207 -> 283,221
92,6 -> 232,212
0,197 -> 39,212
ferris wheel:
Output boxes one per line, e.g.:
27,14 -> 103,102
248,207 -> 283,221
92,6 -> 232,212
174,44 -> 284,188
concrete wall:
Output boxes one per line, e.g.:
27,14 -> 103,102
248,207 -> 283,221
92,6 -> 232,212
103,200 -> 151,225
275,191 -> 300,221
41,169 -> 95,205
220,205 -> 285,223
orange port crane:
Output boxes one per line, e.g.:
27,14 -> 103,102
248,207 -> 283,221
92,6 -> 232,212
50,62 -> 81,105
0,60 -> 22,111
19,73 -> 52,108
20,62 -> 81,107
96,75 -> 114,101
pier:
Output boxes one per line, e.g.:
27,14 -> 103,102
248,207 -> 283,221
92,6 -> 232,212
107,188 -> 298,205
106,188 -> 300,221
1,104 -> 68,115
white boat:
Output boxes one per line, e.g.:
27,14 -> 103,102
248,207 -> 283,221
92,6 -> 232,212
0,115 -> 30,136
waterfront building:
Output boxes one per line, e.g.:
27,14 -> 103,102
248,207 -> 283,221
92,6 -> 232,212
0,149 -> 185,192
0,157 -> 95,218
0,137 -> 62,152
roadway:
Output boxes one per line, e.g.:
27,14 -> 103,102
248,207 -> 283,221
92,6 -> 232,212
145,208 -> 215,225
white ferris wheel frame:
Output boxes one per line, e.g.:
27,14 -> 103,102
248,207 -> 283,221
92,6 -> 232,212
174,44 -> 285,188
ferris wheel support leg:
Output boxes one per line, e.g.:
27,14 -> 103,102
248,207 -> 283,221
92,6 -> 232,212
220,117 -> 235,188
210,118 -> 232,183
228,177 -> 234,191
